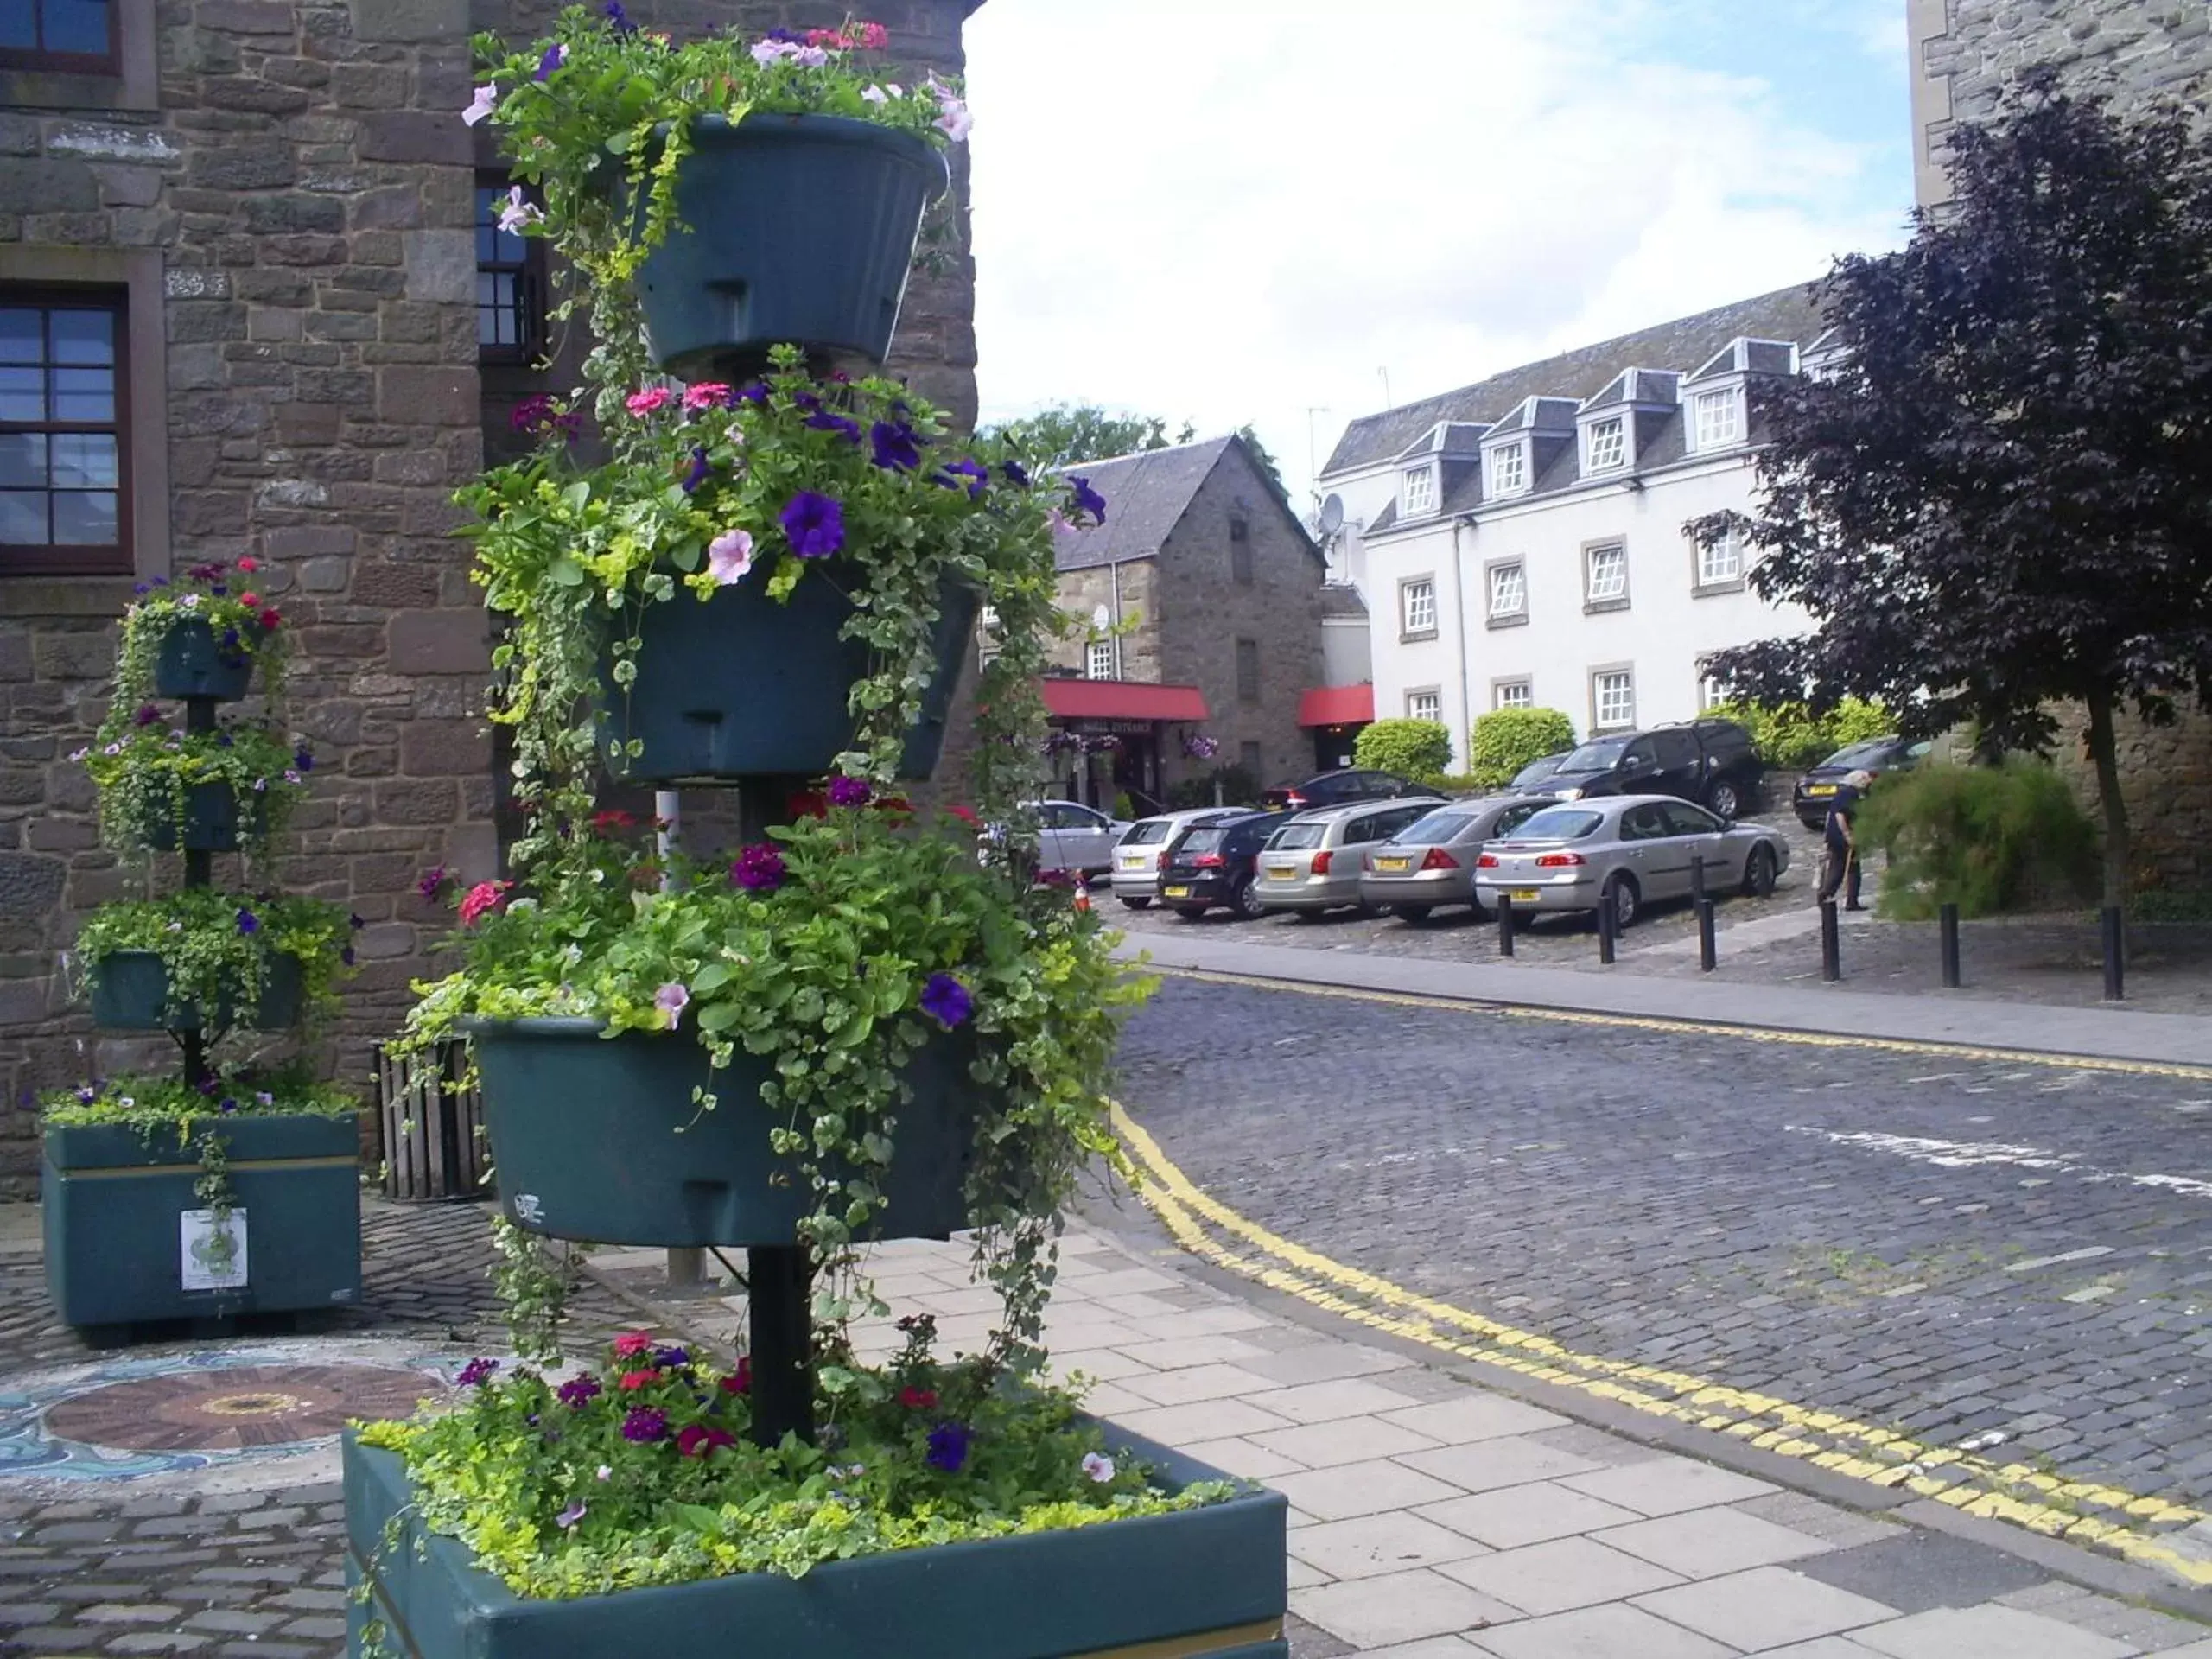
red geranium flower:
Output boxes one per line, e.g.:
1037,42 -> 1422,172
259,607 -> 281,629
945,804 -> 980,826
590,809 -> 638,833
720,1357 -> 753,1395
238,591 -> 261,608
619,1369 -> 660,1391
786,790 -> 828,820
899,1386 -> 938,1410
458,880 -> 510,926
236,556 -> 259,573
612,1332 -> 654,1357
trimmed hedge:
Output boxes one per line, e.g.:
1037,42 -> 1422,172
1355,719 -> 1453,778
1466,707 -> 1575,791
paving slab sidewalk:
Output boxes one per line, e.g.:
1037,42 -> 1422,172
1115,931 -> 2212,1069
595,1226 -> 2212,1659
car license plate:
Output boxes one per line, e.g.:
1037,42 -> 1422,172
1267,868 -> 1296,880
1119,854 -> 1147,869
1163,885 -> 1190,899
1807,784 -> 1837,797
1510,888 -> 1541,902
1375,856 -> 1411,872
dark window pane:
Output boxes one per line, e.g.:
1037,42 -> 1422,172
43,0 -> 111,54
0,311 -> 39,364
52,489 -> 115,543
0,1 -> 34,48
0,432 -> 44,487
49,431 -> 114,486
50,308 -> 114,365
0,366 -> 41,421
0,490 -> 48,543
50,366 -> 112,422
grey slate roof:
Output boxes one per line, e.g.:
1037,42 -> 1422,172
1052,436 -> 1235,573
1321,282 -> 1828,477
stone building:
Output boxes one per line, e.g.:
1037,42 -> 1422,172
1036,434 -> 1332,810
0,0 -> 982,1192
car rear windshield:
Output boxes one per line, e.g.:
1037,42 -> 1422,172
1391,813 -> 1471,846
1271,823 -> 1327,850
1125,820 -> 1173,844
1560,738 -> 1630,770
1821,739 -> 1895,768
1510,807 -> 1605,840
1177,829 -> 1225,855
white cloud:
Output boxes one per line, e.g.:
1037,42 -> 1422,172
962,0 -> 1910,502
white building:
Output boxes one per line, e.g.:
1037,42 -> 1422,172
1318,285 -> 1835,767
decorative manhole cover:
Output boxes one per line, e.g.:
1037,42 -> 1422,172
45,1363 -> 434,1453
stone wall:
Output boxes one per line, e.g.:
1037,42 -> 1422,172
1044,559 -> 1164,686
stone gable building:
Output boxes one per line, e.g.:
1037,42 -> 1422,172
0,0 -> 982,1192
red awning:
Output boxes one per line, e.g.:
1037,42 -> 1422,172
1039,679 -> 1210,722
1297,684 -> 1374,728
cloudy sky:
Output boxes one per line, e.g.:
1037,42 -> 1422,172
963,0 -> 1917,505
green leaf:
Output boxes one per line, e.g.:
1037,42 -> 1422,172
548,556 -> 585,588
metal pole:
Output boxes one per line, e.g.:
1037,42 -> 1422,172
653,788 -> 705,1290
1597,890 -> 1616,965
1497,894 -> 1514,957
746,1243 -> 814,1447
2101,905 -> 2125,1001
1940,902 -> 1961,988
1691,856 -> 1715,971
1820,900 -> 1841,982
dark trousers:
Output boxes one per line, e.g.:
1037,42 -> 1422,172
1817,845 -> 1862,907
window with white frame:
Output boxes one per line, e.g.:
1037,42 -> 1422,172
1487,561 -> 1525,618
1698,523 -> 1744,587
1592,669 -> 1635,729
1401,465 -> 1436,516
1582,416 -> 1625,474
1585,542 -> 1627,604
1698,671 -> 1727,711
977,603 -> 1001,669
1485,442 -> 1527,498
1407,690 -> 1442,723
1690,386 -> 1742,451
1085,640 -> 1114,680
1400,577 -> 1436,636
1494,680 -> 1532,710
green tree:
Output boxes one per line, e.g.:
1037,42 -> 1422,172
1466,707 -> 1575,791
1231,425 -> 1289,499
982,405 -> 1194,470
1355,719 -> 1452,777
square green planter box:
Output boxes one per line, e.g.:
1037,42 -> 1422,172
43,1114 -> 363,1327
345,1431 -> 1287,1658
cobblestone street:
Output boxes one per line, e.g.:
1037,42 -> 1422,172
1110,976 -> 2212,1527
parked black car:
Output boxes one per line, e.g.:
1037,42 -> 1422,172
1160,809 -> 1298,918
1539,719 -> 1764,819
1508,752 -> 1573,792
1260,770 -> 1417,811
1793,735 -> 1933,829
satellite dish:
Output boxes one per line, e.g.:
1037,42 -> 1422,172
1318,494 -> 1345,537
1091,603 -> 1111,631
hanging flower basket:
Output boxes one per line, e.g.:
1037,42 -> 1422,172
136,781 -> 266,854
153,620 -> 253,702
465,1017 -> 979,1248
87,949 -> 306,1032
599,574 -> 976,784
636,114 -> 949,381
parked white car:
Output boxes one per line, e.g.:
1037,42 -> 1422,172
1031,800 -> 1132,880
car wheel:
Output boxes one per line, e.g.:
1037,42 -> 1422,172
1392,905 -> 1433,925
1705,779 -> 1744,821
1603,872 -> 1641,931
1118,896 -> 1151,911
1173,906 -> 1209,920
1231,877 -> 1268,920
1740,843 -> 1777,899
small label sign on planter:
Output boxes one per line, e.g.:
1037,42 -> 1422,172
181,1208 -> 249,1291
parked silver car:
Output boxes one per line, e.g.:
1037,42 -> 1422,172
1356,795 -> 1555,923
1254,798 -> 1446,916
1110,808 -> 1243,909
1473,795 -> 1789,930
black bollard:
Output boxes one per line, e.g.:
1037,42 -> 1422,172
1697,898 -> 1717,973
2101,904 -> 2125,1001
1689,855 -> 1707,904
1820,900 -> 1840,982
1940,901 -> 1961,988
1598,889 -> 1616,965
1497,893 -> 1515,957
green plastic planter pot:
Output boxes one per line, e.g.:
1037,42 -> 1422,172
598,575 -> 976,785
87,949 -> 304,1032
635,113 -> 950,381
153,620 -> 253,701
465,1017 -> 978,1248
137,782 -> 264,853
43,1114 -> 362,1327
346,1430 -> 1287,1658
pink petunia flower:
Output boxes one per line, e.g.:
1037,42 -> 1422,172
497,187 -> 542,235
706,529 -> 755,586
934,97 -> 973,141
625,387 -> 673,417
655,981 -> 690,1027
682,382 -> 733,410
462,83 -> 498,125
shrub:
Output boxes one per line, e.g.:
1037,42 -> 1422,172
1705,697 -> 1891,771
1856,759 -> 2098,918
1165,766 -> 1257,810
1355,718 -> 1452,777
1411,773 -> 1492,796
1465,707 -> 1575,791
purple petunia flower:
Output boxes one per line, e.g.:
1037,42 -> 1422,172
294,748 -> 314,772
133,702 -> 161,726
870,420 -> 922,472
556,1498 -> 587,1529
805,410 -> 862,445
417,867 -> 448,901
653,1344 -> 689,1369
779,491 -> 845,559
132,582 -> 149,595
236,909 -> 260,936
942,458 -> 989,499
557,1374 -> 602,1408
925,1422 -> 972,1473
150,574 -> 168,587
1068,476 -> 1108,523
534,42 -> 563,79
732,382 -> 768,405
603,0 -> 633,30
340,946 -> 355,967
827,775 -> 872,809
682,445 -> 710,493
1001,459 -> 1030,486
621,1407 -> 669,1443
456,1357 -> 499,1388
919,971 -> 973,1029
349,912 -> 365,930
219,1097 -> 238,1114
732,842 -> 785,892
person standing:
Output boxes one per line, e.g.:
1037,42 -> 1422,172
1816,768 -> 1874,911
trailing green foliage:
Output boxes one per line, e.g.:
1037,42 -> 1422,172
1465,708 -> 1575,791
41,1065 -> 359,1132
1856,760 -> 2099,918
71,890 -> 357,1027
81,719 -> 310,856
1354,719 -> 1452,778
1702,697 -> 1890,771
111,558 -> 290,709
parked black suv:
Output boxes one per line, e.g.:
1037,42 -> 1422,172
1160,809 -> 1297,918
1539,719 -> 1764,819
1260,770 -> 1417,811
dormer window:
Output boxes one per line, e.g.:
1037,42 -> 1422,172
1689,387 -> 1744,452
1582,416 -> 1626,474
1401,465 -> 1437,517
1485,442 -> 1528,499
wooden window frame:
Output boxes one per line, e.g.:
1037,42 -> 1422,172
0,284 -> 130,576
0,0 -> 154,111
0,0 -> 120,77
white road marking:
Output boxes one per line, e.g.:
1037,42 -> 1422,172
1785,1127 -> 2212,1202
